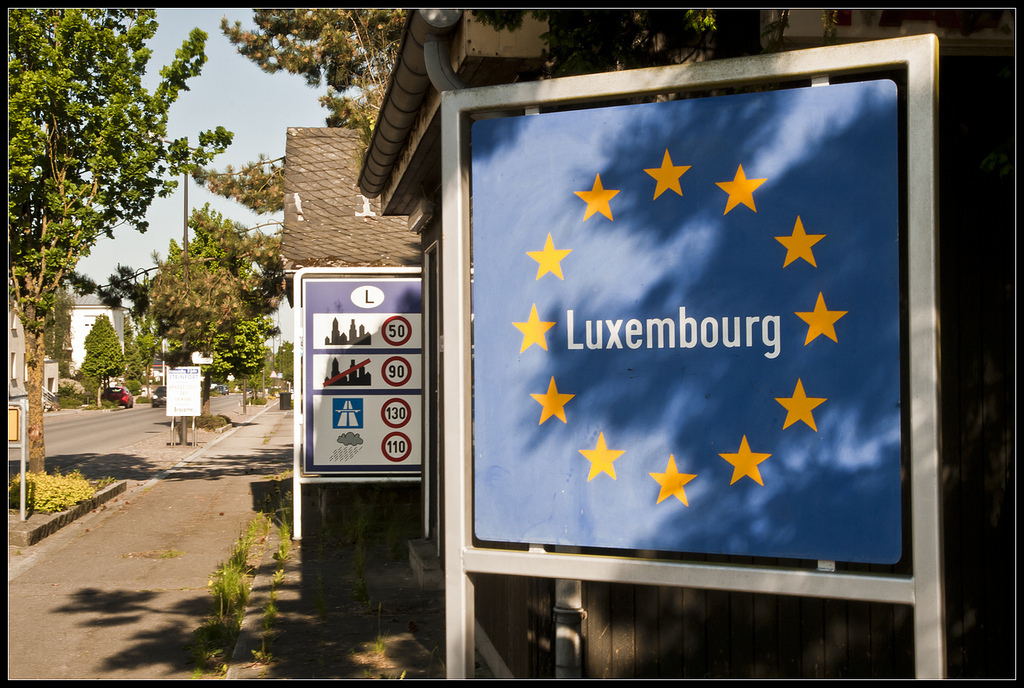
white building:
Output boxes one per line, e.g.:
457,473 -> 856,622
70,295 -> 125,373
8,300 -> 59,396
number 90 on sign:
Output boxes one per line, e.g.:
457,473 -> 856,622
382,356 -> 413,386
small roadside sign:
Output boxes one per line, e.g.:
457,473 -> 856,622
167,366 -> 202,417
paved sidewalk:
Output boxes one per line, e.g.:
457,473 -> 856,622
8,403 -> 467,679
8,404 -> 293,679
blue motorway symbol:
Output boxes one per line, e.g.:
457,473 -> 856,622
332,398 -> 364,429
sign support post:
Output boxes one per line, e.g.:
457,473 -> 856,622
441,35 -> 942,677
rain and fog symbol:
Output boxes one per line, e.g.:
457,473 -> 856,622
330,432 -> 364,462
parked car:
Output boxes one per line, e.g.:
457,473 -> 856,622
216,384 -> 229,395
151,385 -> 167,408
101,385 -> 134,408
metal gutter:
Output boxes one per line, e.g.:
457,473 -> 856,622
357,9 -> 462,199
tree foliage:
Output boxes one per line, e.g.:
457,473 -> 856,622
195,9 -> 406,213
8,8 -> 233,470
473,9 -> 720,77
44,288 -> 75,378
80,315 -> 124,399
191,154 -> 285,215
149,204 -> 283,356
221,9 -> 405,138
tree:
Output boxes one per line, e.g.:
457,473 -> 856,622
8,8 -> 233,472
208,317 -> 273,414
275,341 -> 295,386
222,9 -> 405,139
196,9 -> 406,211
44,288 -> 75,378
148,204 -> 284,414
80,315 -> 124,405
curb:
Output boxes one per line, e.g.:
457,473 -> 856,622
225,519 -> 285,679
8,479 -> 128,547
9,402 -> 280,550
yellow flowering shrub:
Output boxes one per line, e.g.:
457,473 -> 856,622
9,470 -> 96,513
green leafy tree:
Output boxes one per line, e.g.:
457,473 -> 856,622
122,319 -> 147,387
209,317 -> 273,413
8,8 -> 233,471
149,204 -> 284,413
44,288 -> 75,378
222,9 -> 405,139
80,315 -> 124,405
275,341 -> 295,385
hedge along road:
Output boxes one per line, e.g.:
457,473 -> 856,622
12,394 -> 244,472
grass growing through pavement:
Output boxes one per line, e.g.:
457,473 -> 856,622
186,472 -> 293,678
186,514 -> 270,678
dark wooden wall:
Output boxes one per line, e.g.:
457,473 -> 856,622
473,54 -> 1014,680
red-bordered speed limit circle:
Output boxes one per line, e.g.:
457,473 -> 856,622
381,398 -> 412,428
381,315 -> 413,346
381,432 -> 412,462
381,356 -> 412,387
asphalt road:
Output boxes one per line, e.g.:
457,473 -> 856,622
8,395 -> 243,475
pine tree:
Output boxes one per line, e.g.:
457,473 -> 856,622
196,9 -> 406,213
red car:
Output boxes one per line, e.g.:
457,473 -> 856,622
101,385 -> 134,408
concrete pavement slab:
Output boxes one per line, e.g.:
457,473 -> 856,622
8,404 -> 292,679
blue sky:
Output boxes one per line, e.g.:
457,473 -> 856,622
74,9 -> 330,344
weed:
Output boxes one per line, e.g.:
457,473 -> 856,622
186,514 -> 271,677
314,572 -> 328,621
372,603 -> 389,657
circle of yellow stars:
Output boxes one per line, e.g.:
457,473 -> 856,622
510,148 -> 848,509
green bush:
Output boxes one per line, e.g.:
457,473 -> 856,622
9,470 -> 97,513
250,397 -> 267,406
196,414 -> 232,430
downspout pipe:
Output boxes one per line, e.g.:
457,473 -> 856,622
358,9 -> 462,199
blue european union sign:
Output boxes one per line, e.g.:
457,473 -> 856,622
470,80 -> 903,563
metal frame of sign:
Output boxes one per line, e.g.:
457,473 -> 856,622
441,36 -> 941,676
292,267 -> 423,540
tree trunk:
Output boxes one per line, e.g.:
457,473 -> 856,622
202,370 -> 212,416
24,325 -> 47,474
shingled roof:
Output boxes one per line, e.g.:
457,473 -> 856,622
281,127 -> 419,273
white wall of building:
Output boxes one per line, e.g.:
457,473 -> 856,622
70,295 -> 125,372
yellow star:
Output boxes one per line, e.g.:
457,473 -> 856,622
776,216 -> 825,267
716,164 -> 767,215
644,150 -> 691,200
579,432 -> 625,481
526,233 -> 572,280
775,378 -> 827,431
795,292 -> 848,345
513,304 -> 556,353
719,435 -> 771,486
649,455 -> 697,505
530,377 -> 575,425
574,173 -> 620,221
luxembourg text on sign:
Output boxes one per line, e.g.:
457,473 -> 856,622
471,80 -> 903,563
303,278 -> 422,475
